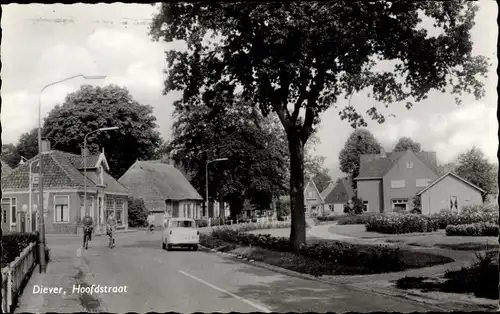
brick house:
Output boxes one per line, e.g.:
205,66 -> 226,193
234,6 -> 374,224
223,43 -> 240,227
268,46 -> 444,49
1,142 -> 129,234
355,149 -> 439,213
118,160 -> 203,226
304,178 -> 324,216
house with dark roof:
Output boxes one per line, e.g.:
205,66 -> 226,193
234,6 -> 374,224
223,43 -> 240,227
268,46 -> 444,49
417,172 -> 485,214
355,149 -> 439,213
321,177 -> 355,215
118,160 -> 203,226
1,141 -> 129,234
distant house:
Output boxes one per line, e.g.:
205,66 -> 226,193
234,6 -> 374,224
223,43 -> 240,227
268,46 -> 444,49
1,141 -> 129,234
355,149 -> 439,213
118,160 -> 203,226
417,172 -> 485,214
304,178 -> 324,216
322,177 -> 354,215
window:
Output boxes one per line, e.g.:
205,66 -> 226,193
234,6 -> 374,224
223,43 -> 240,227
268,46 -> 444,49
392,199 -> 408,212
54,195 -> 70,223
304,205 -> 309,212
2,210 -> 6,223
406,162 -> 413,169
416,179 -> 431,188
2,198 -> 17,225
391,180 -> 406,189
307,191 -> 313,198
105,197 -> 114,219
171,220 -> 194,228
363,201 -> 369,212
328,205 -> 334,212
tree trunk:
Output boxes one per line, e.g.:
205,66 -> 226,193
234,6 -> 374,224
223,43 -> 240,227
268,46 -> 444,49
287,134 -> 306,251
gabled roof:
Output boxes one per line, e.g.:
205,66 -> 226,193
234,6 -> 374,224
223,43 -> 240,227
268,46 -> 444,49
417,172 -> 486,196
356,151 -> 438,180
103,171 -> 129,194
2,150 -> 97,190
118,160 -> 203,201
60,151 -> 103,170
320,181 -> 336,200
304,179 -> 324,203
323,177 -> 355,204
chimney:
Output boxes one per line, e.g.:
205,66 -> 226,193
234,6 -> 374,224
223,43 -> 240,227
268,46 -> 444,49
41,139 -> 51,152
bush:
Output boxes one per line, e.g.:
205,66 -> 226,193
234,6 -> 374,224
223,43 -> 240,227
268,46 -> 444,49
365,213 -> 439,234
1,232 -> 40,266
430,210 -> 498,229
127,198 -> 148,227
213,220 -> 291,233
337,213 -> 380,225
445,223 -> 499,237
317,215 -> 348,222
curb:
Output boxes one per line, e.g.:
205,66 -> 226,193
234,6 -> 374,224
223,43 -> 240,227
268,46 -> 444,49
199,244 -> 494,312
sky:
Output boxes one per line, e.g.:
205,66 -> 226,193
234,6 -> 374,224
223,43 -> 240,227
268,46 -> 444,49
1,2 -> 498,180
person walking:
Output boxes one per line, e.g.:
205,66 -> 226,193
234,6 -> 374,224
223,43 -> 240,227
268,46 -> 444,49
147,213 -> 155,233
82,213 -> 94,249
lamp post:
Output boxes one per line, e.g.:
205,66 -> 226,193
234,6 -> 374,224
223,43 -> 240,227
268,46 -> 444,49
83,127 -> 119,227
38,74 -> 106,273
205,158 -> 229,226
28,157 -> 40,233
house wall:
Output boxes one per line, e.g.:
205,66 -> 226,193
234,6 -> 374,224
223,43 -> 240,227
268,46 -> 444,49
177,200 -> 203,219
104,194 -> 129,229
304,182 -> 323,215
420,176 -> 483,215
357,179 -> 383,213
383,151 -> 438,213
323,203 -> 344,215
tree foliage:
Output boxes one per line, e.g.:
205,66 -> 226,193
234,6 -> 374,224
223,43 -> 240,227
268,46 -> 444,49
393,137 -> 422,153
455,147 -> 497,200
127,198 -> 149,228
339,128 -> 382,184
168,97 -> 289,219
43,85 -> 163,179
1,144 -> 21,168
150,1 -> 488,249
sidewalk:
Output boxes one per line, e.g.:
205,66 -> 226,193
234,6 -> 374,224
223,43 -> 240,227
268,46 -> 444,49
15,245 -> 88,313
45,228 -> 138,237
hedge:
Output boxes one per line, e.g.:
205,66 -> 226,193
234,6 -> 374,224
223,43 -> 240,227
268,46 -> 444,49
445,223 -> 499,237
208,227 -> 405,272
1,232 -> 50,267
316,215 -> 346,222
365,213 -> 439,234
337,213 -> 380,225
429,210 -> 498,229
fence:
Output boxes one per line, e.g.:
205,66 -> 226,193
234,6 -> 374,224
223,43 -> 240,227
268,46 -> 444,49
1,242 -> 38,313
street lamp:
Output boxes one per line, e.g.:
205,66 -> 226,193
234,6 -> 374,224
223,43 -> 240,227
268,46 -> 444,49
38,74 -> 106,273
83,127 -> 119,228
205,158 -> 229,225
18,156 -> 29,165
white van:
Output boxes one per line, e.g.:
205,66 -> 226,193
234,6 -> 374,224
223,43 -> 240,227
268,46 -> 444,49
162,218 -> 200,251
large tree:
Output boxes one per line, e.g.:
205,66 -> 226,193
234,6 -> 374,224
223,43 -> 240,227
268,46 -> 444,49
393,137 -> 422,153
1,144 -> 21,168
339,129 -> 382,187
150,2 -> 488,250
168,97 -> 289,219
43,85 -> 163,179
455,147 -> 497,200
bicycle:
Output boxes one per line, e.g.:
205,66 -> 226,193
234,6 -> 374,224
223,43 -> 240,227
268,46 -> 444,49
83,226 -> 92,250
107,228 -> 115,248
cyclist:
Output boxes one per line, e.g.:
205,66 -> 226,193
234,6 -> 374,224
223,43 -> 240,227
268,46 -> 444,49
82,213 -> 94,249
106,212 -> 117,248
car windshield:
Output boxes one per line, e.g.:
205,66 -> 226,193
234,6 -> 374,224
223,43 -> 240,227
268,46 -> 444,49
171,220 -> 194,228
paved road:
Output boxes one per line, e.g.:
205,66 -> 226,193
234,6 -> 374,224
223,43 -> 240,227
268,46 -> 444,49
18,231 -> 442,313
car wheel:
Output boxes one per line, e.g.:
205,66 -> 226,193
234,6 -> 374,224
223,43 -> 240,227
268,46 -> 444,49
162,242 -> 166,250
193,245 -> 198,251
167,244 -> 172,251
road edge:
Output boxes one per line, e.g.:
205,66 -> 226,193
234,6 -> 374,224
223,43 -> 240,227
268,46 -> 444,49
198,245 -> 496,312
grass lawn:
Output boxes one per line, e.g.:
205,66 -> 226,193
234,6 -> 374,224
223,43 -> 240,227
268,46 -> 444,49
328,225 -> 498,251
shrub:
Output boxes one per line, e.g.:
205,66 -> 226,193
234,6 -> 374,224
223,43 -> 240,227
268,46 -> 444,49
1,232 -> 39,266
127,198 -> 149,227
195,219 -> 208,228
316,215 -> 347,222
365,213 -> 439,234
445,223 -> 499,237
430,210 -> 498,229
213,221 -> 291,233
337,213 -> 380,225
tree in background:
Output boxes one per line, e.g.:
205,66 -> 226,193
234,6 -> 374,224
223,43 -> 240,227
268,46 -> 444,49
1,144 -> 21,168
437,162 -> 458,176
455,147 -> 497,201
339,129 -> 382,189
43,85 -> 163,179
127,198 -> 149,228
393,137 -> 422,153
168,98 -> 289,220
150,2 -> 488,249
